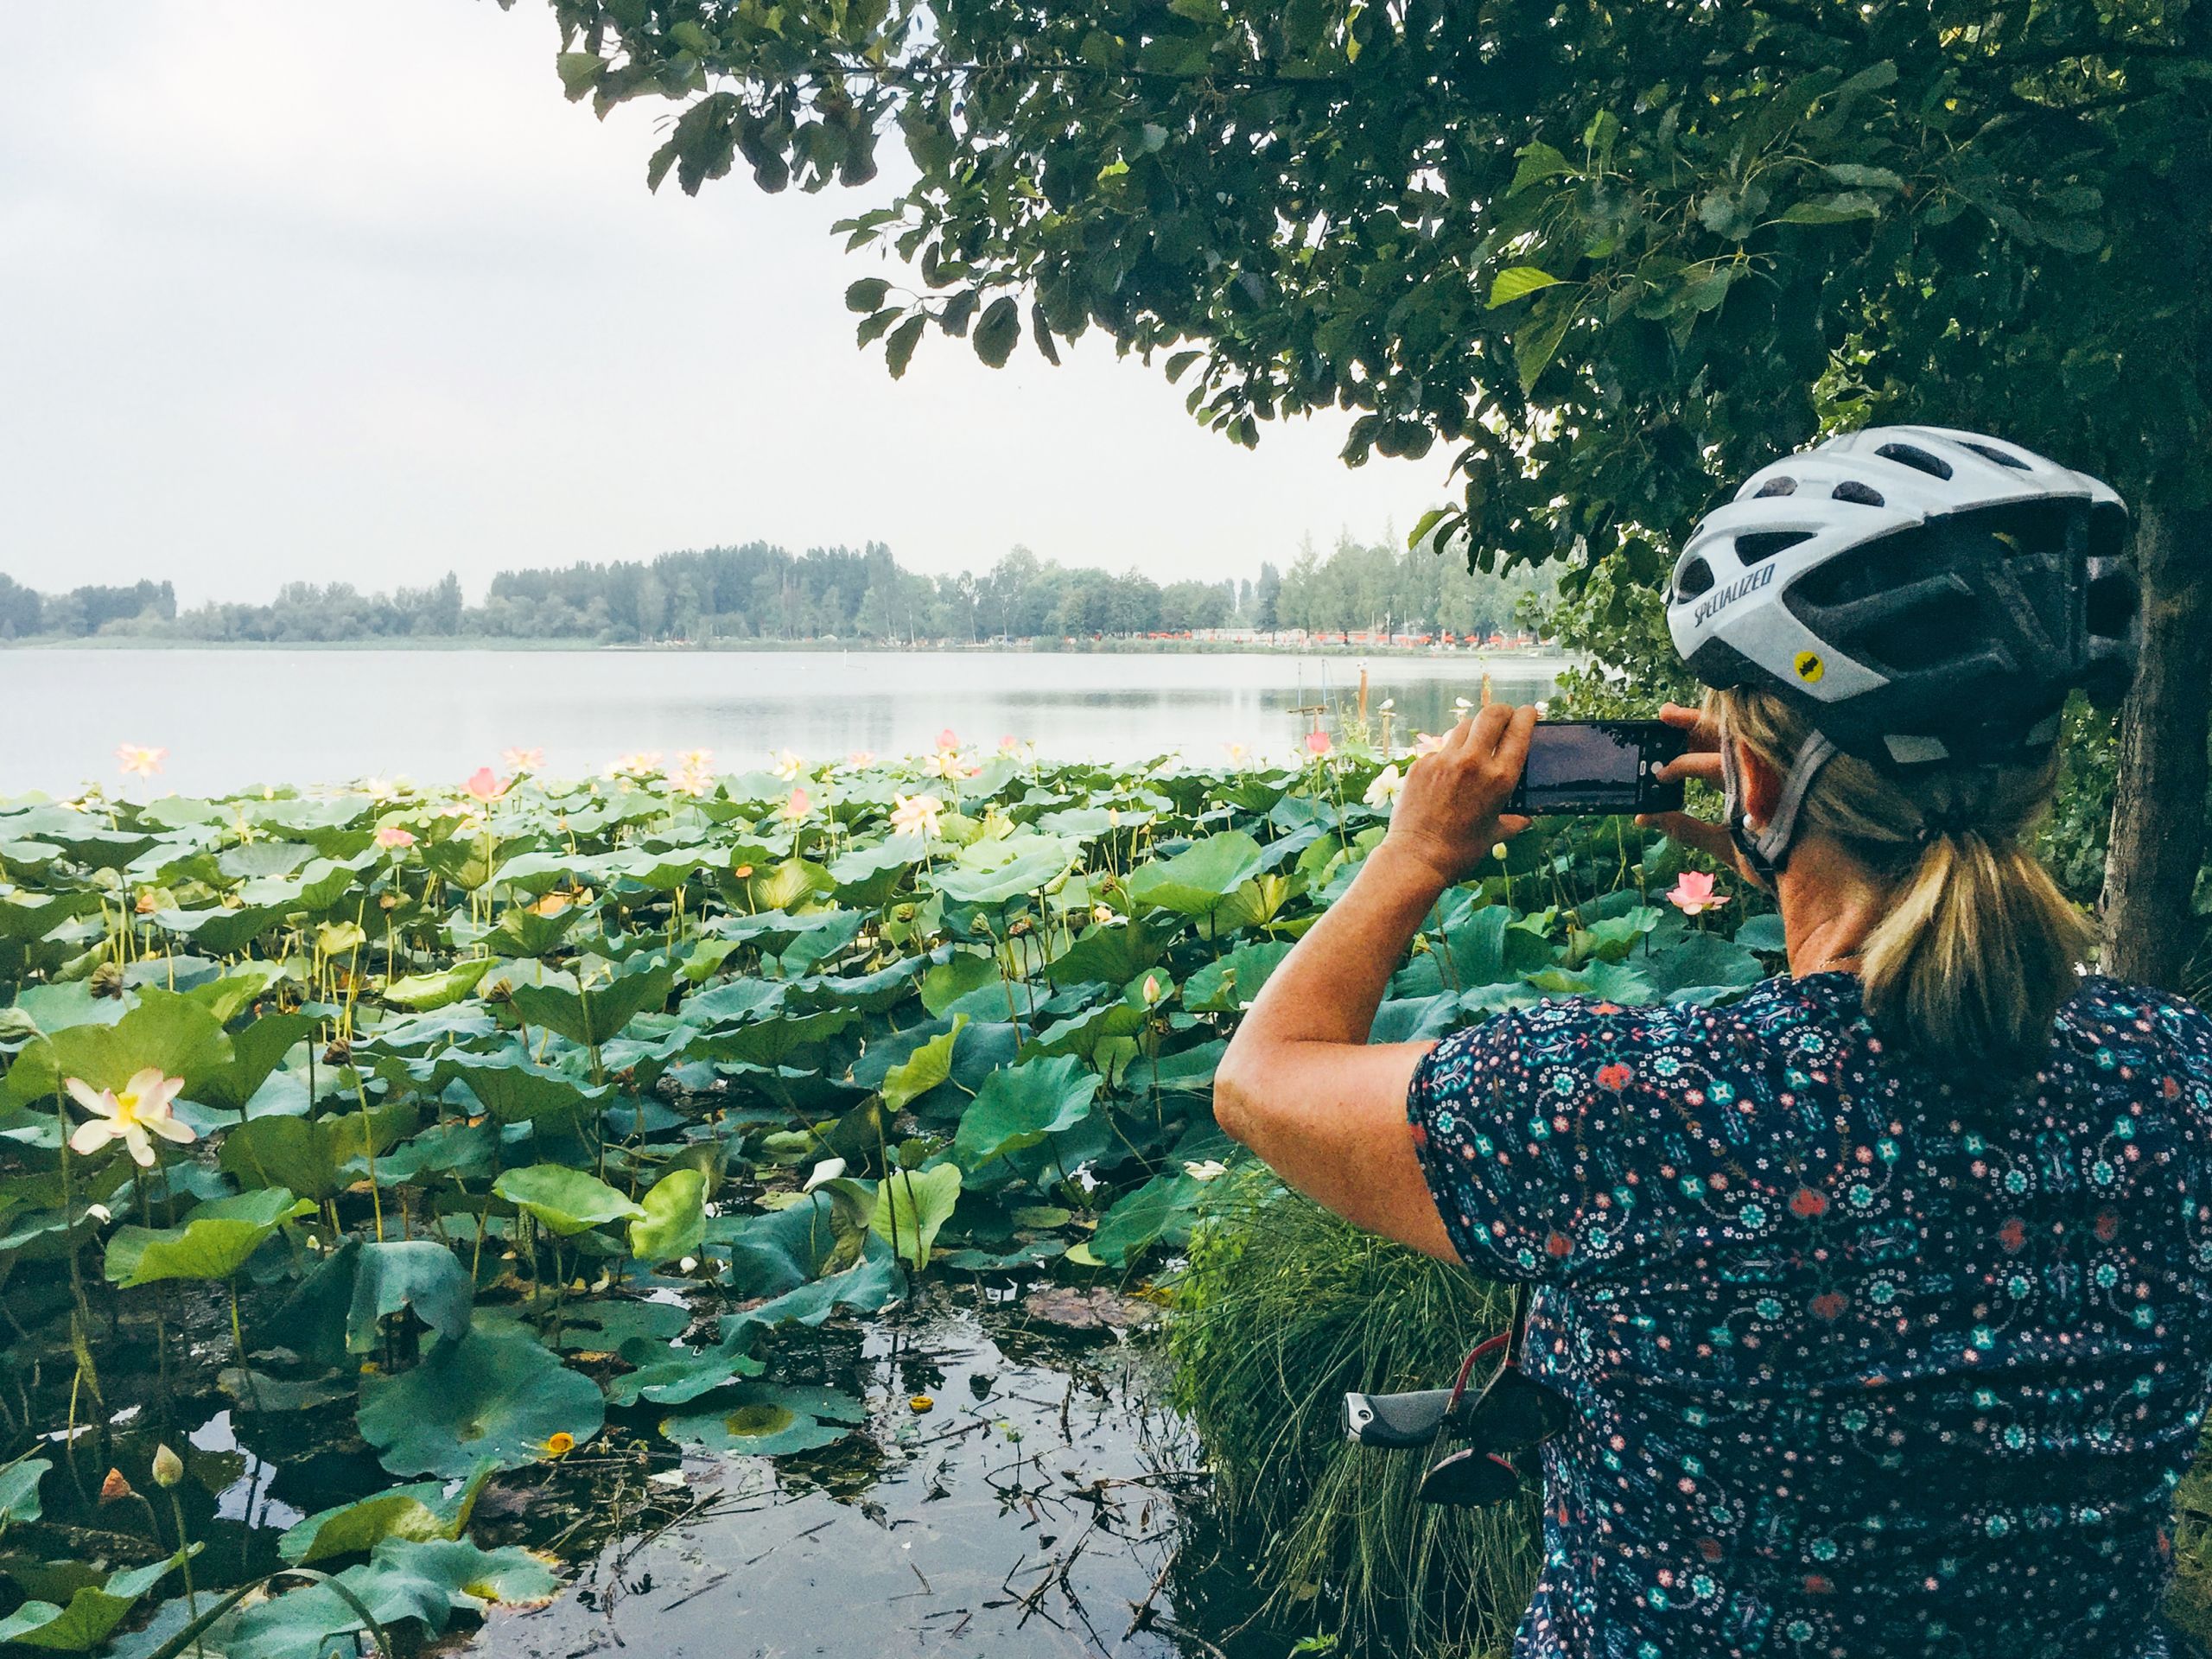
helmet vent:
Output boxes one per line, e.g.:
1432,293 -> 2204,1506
1875,442 -> 1953,480
1736,531 -> 1814,565
1831,480 -> 1886,507
1751,477 -> 1797,498
1673,556 -> 1715,601
1960,441 -> 2030,470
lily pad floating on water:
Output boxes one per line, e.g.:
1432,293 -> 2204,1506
0,1549 -> 195,1652
358,1325 -> 605,1478
658,1380 -> 868,1458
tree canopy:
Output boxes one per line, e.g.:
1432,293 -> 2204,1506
532,0 -> 2210,983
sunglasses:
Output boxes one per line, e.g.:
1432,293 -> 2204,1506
1340,1292 -> 1568,1509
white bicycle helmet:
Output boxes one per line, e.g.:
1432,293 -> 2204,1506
1665,424 -> 2138,873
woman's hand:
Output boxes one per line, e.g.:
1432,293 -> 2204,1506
1633,702 -> 1758,881
1382,703 -> 1538,888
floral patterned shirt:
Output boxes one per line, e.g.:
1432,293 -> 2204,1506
1407,972 -> 2212,1659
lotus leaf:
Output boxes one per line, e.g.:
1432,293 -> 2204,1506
871,1163 -> 962,1270
276,1463 -> 494,1565
492,1165 -> 644,1236
509,959 -> 674,1047
219,1537 -> 559,1659
920,951 -> 997,1016
190,1014 -> 311,1116
0,1551 -> 194,1651
1123,830 -> 1265,915
0,1457 -> 48,1524
105,1188 -> 313,1287
1182,940 -> 1292,1012
658,1380 -> 866,1457
8,988 -> 232,1106
447,1056 -> 611,1128
880,1014 -> 965,1112
382,958 -> 495,1012
346,1240 -> 474,1352
219,1103 -> 416,1200
358,1325 -> 604,1477
951,1056 -> 1100,1170
626,1166 -> 707,1265
1090,1168 -> 1208,1268
931,833 -> 1080,906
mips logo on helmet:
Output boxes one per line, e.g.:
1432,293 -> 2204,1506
1690,563 -> 1777,629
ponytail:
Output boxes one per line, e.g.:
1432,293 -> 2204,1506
1708,690 -> 2094,1074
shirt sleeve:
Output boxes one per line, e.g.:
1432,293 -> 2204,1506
1407,998 -> 1687,1283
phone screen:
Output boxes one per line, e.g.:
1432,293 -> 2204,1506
1510,721 -> 1680,815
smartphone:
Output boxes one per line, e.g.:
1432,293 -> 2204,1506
1505,720 -> 1687,816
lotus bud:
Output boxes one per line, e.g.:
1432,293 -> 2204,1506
99,1467 -> 134,1504
0,1007 -> 40,1044
90,961 -> 125,1000
151,1444 -> 184,1489
1141,974 -> 1162,1007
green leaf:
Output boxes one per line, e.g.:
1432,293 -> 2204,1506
509,960 -> 673,1048
555,52 -> 602,99
658,1381 -> 865,1457
105,1188 -> 310,1287
1090,1171 -> 1205,1267
973,295 -> 1021,367
1777,192 -> 1883,225
0,1458 -> 49,1524
444,1056 -> 611,1129
358,1326 -> 605,1478
920,952 -> 997,1016
219,1104 -> 417,1201
276,1465 -> 494,1566
1123,831 -> 1265,915
870,1164 -> 962,1269
1821,162 -> 1904,191
951,1055 -> 1101,1169
880,1014 -> 966,1112
12,988 -> 232,1106
346,1241 -> 474,1353
1485,265 -> 1561,308
382,959 -> 493,1013
1514,300 -> 1576,394
844,276 -> 892,313
0,1553 -> 192,1651
932,834 -> 1081,906
492,1166 -> 645,1237
627,1167 -> 708,1265
1508,141 -> 1573,195
884,314 -> 926,378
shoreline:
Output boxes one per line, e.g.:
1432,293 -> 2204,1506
0,635 -> 1572,661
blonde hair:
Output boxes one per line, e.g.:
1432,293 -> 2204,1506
1707,688 -> 2094,1073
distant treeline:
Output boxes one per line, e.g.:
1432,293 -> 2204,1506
0,535 -> 1552,646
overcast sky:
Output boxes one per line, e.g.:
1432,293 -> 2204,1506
0,2 -> 1447,607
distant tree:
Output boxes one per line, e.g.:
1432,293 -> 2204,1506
1159,579 -> 1230,632
0,575 -> 41,638
1253,562 -> 1281,632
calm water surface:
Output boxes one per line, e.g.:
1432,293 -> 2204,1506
3,648 -> 1564,795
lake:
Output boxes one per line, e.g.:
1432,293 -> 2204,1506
2,647 -> 1566,796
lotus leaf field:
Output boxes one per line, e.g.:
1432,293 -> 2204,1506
0,739 -> 1777,1658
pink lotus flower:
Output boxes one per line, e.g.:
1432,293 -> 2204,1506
462,767 -> 507,804
890,794 -> 943,839
1667,870 -> 1731,916
1303,731 -> 1333,757
845,750 -> 875,768
1414,731 -> 1449,757
936,728 -> 959,752
1223,741 -> 1248,765
65,1070 -> 196,1167
1000,734 -> 1020,751
781,787 -> 812,823
116,744 -> 167,779
373,825 -> 416,851
501,747 -> 545,772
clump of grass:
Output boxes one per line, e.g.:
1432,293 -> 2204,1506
1166,1170 -> 1540,1658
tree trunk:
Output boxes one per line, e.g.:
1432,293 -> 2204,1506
2099,495 -> 2212,990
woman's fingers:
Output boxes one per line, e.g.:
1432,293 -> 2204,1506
1656,702 -> 1707,731
1655,751 -> 1725,785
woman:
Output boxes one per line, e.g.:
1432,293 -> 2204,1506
1214,426 -> 2212,1658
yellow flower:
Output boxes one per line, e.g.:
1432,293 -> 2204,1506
542,1431 -> 576,1459
65,1069 -> 196,1167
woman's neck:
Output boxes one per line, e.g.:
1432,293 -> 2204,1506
1775,835 -> 1892,977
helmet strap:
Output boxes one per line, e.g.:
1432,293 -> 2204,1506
1722,728 -> 1837,885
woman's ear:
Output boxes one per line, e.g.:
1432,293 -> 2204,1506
1736,738 -> 1783,830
